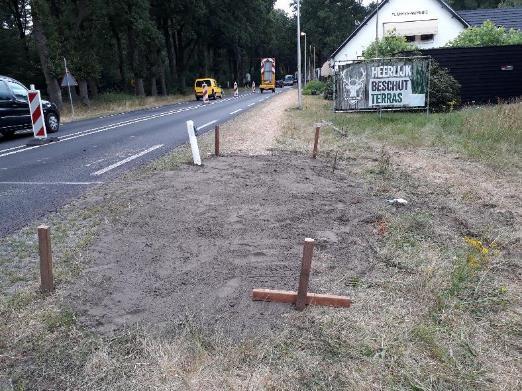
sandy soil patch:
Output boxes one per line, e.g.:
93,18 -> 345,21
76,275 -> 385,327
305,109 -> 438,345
219,90 -> 297,155
67,153 -> 383,337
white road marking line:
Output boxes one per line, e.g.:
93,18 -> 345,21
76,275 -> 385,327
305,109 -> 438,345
0,144 -> 42,158
198,120 -> 217,129
0,181 -> 103,185
85,157 -> 108,167
0,108 -> 181,158
0,94 -> 253,159
229,109 -> 243,115
247,103 -> 255,107
91,144 -> 164,176
0,145 -> 26,154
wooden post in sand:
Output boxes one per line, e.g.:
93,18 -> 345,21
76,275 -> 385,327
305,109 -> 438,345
296,238 -> 315,311
312,126 -> 320,159
251,237 -> 351,309
38,225 -> 54,293
215,125 -> 220,156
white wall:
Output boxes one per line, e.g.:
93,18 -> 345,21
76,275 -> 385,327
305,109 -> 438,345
332,0 -> 466,64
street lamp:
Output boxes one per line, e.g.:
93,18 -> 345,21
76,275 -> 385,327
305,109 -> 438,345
301,32 -> 307,86
297,0 -> 302,109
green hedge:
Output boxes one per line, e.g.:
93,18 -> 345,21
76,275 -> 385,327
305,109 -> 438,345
303,80 -> 326,96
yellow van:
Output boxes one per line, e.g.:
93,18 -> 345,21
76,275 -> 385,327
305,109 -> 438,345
194,78 -> 223,100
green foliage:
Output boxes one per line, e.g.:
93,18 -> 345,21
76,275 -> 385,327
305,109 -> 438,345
303,80 -> 326,95
449,21 -> 522,47
499,0 -> 522,6
428,62 -> 461,112
298,0 -> 368,64
362,34 -> 416,59
0,0 -> 298,98
323,77 -> 334,100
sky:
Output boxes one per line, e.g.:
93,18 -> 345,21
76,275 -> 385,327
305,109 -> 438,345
275,0 -> 373,14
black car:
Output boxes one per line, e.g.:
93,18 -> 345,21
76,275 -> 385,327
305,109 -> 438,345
0,75 -> 60,138
276,79 -> 284,88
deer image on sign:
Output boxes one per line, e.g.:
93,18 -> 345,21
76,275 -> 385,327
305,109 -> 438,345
335,57 -> 430,112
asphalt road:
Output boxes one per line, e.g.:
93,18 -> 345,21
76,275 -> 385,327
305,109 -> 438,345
0,88 -> 290,237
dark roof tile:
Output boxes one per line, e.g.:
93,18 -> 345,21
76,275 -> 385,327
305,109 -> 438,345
458,8 -> 522,30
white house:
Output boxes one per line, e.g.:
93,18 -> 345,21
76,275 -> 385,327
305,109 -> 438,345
331,0 -> 470,65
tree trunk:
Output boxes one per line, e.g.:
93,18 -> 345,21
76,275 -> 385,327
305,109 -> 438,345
159,64 -> 167,96
150,77 -> 157,97
32,7 -> 62,110
204,45 -> 209,75
136,78 -> 145,96
164,19 -> 177,82
110,21 -> 126,89
88,79 -> 98,98
79,80 -> 90,105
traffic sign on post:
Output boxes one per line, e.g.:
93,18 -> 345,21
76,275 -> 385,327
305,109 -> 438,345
61,72 -> 78,88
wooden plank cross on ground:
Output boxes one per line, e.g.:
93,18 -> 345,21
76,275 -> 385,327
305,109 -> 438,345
252,238 -> 352,310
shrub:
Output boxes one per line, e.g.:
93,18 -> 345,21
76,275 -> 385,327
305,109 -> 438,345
448,21 -> 522,47
303,80 -> 326,96
362,34 -> 416,59
323,78 -> 334,100
428,61 -> 461,112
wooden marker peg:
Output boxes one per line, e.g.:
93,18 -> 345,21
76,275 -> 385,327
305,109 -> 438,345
296,238 -> 315,311
312,126 -> 320,159
38,225 -> 54,293
215,125 -> 220,156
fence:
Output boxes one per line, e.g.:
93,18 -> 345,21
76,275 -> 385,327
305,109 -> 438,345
420,44 -> 522,103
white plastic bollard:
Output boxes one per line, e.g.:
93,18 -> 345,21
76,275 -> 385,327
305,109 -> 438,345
186,120 -> 201,166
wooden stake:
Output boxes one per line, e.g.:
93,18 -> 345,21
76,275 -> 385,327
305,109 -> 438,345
296,238 -> 315,311
214,125 -> 220,156
252,289 -> 351,308
312,126 -> 320,159
38,225 -> 54,293
332,150 -> 338,173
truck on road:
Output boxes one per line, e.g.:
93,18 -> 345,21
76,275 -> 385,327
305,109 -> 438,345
260,58 -> 276,93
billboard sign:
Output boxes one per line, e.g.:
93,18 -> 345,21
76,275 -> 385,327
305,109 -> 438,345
335,57 -> 430,112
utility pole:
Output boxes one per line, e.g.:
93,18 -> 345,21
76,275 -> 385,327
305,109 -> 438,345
302,32 -> 307,86
64,58 -> 75,118
375,0 -> 380,57
297,0 -> 302,109
314,46 -> 317,79
308,45 -> 313,80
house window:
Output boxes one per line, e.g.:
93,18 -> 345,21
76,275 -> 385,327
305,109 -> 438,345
420,34 -> 434,42
405,35 -> 416,42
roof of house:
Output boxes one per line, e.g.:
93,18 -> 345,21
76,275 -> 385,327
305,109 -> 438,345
330,0 -> 469,59
458,8 -> 522,30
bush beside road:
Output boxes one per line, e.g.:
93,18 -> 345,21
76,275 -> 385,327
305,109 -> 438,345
0,94 -> 520,390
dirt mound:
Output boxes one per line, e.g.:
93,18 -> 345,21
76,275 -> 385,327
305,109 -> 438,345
68,153 -> 385,337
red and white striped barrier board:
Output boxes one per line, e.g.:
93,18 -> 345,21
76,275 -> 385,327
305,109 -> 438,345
233,81 -> 239,98
28,90 -> 47,139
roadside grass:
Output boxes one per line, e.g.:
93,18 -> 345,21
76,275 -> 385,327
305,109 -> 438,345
292,97 -> 522,169
0,92 -> 519,390
60,92 -> 189,123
